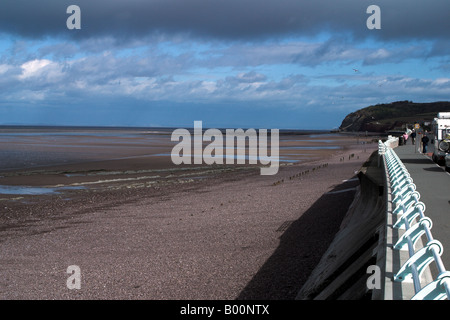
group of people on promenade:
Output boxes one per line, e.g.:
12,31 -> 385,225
403,129 -> 430,153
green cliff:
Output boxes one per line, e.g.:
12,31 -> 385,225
339,101 -> 450,133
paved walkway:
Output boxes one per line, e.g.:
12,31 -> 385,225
394,142 -> 450,270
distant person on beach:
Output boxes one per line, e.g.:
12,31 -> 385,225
411,130 -> 416,144
421,132 -> 429,153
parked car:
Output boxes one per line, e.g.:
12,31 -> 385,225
445,153 -> 450,172
431,112 -> 450,166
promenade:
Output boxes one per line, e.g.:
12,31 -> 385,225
394,142 -> 450,270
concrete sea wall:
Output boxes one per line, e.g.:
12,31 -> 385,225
296,151 -> 386,300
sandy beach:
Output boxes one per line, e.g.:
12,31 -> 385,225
0,129 -> 378,299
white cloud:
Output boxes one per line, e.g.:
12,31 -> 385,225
433,78 -> 450,86
19,59 -> 52,79
366,48 -> 390,60
0,64 -> 11,74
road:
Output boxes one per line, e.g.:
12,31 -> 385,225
394,139 -> 450,270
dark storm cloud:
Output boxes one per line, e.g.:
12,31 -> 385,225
0,0 -> 448,41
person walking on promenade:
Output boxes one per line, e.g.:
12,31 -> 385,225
403,132 -> 409,143
411,130 -> 416,144
421,132 -> 430,153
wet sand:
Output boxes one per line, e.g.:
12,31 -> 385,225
0,129 -> 378,299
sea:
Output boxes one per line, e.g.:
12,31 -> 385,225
0,125 -> 339,172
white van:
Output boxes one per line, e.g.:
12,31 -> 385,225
431,112 -> 450,171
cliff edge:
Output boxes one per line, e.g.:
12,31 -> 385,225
339,101 -> 450,133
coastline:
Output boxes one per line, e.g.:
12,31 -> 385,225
0,132 -> 378,299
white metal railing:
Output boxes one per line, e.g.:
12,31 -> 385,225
380,139 -> 450,300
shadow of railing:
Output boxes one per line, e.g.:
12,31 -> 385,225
236,177 -> 360,300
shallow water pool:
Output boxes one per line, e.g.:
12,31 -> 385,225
0,185 -> 85,195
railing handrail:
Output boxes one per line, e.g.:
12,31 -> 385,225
379,138 -> 450,300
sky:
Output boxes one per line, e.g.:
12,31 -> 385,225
0,0 -> 449,129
